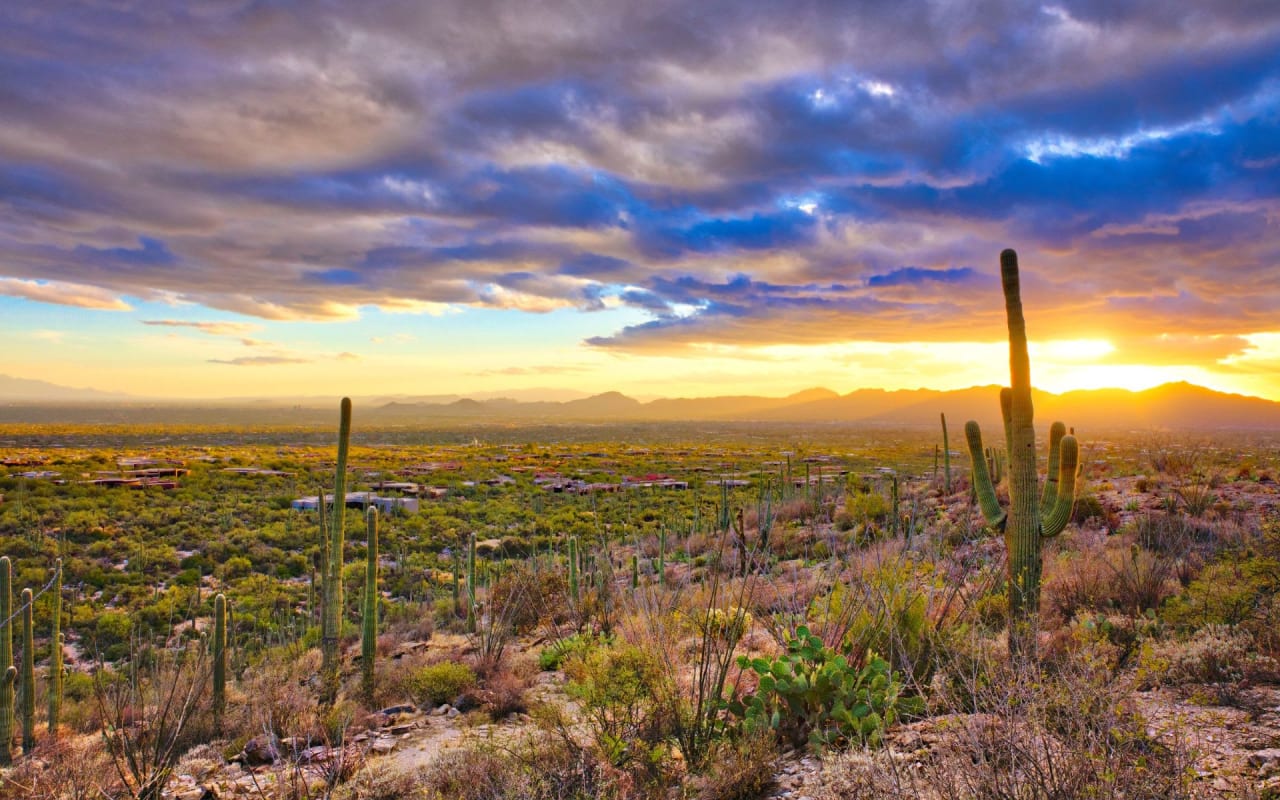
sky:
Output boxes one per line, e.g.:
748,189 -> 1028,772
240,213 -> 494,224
2,0 -> 1279,401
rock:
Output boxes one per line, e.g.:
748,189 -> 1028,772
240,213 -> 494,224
1248,748 -> 1280,769
447,707 -> 461,718
387,722 -> 418,735
369,737 -> 397,754
236,734 -> 280,766
431,704 -> 451,716
379,703 -> 416,716
453,693 -> 479,712
299,745 -> 335,764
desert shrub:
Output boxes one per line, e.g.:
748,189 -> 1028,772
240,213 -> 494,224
489,564 -> 569,634
1070,493 -> 1106,525
825,634 -> 1197,800
407,660 -> 477,707
334,765 -> 425,800
422,735 -> 620,800
728,625 -> 920,750
972,588 -> 1008,630
237,646 -> 321,739
0,735 -> 121,800
477,667 -> 530,720
688,732 -> 778,800
1106,544 -> 1178,615
1137,624 -> 1279,692
564,643 -> 672,771
1162,552 -> 1280,652
538,632 -> 609,671
421,747 -> 528,800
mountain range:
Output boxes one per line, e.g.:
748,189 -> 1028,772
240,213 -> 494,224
3,374 -> 1280,430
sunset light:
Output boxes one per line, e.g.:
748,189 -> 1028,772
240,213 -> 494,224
0,2 -> 1277,403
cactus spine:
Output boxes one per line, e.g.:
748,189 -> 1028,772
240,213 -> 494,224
0,558 -> 12,765
361,507 -> 379,706
213,593 -> 227,734
965,249 -> 1080,658
940,413 -> 951,493
48,558 -> 62,739
19,589 -> 33,754
320,397 -> 352,707
466,533 -> 477,633
568,536 -> 580,606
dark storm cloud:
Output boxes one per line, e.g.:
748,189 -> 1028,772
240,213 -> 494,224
2,0 -> 1279,350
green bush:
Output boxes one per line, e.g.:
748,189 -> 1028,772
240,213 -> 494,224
564,643 -> 671,770
728,625 -> 920,750
537,632 -> 608,671
408,660 -> 477,707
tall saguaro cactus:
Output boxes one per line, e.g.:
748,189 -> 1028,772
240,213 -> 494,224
19,589 -> 33,754
0,557 -> 12,765
213,593 -> 227,734
48,558 -> 62,739
361,507 -> 379,706
320,397 -> 352,707
965,249 -> 1080,658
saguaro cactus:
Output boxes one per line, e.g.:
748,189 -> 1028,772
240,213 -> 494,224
213,593 -> 227,734
657,530 -> 666,587
0,557 -> 12,765
320,397 -> 352,707
48,558 -> 62,739
965,249 -> 1080,657
466,533 -> 477,633
940,413 -> 952,493
568,536 -> 580,606
19,589 -> 33,754
361,507 -> 379,706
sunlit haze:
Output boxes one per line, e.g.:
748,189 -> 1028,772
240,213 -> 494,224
3,3 -> 1279,401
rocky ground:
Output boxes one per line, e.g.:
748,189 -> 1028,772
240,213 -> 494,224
153,678 -> 1280,799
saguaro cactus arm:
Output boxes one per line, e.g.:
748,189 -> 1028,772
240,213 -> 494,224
1040,433 -> 1080,538
965,421 -> 1007,530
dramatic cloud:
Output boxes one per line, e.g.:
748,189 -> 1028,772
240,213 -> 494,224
141,320 -> 261,337
208,356 -> 312,367
0,278 -> 132,310
2,0 -> 1278,363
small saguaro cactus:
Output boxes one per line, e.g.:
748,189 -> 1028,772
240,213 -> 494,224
631,554 -> 639,589
20,589 -> 34,754
890,474 -> 900,538
213,593 -> 227,734
940,413 -> 952,493
0,557 -> 12,765
657,530 -> 666,587
568,536 -> 580,606
320,397 -> 352,707
965,249 -> 1080,658
361,507 -> 379,706
466,532 -> 478,633
49,558 -> 62,739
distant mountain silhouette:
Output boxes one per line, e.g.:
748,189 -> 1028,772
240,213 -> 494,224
2,376 -> 1278,429
0,374 -> 132,402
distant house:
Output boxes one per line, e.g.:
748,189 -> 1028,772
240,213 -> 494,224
291,492 -> 419,514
